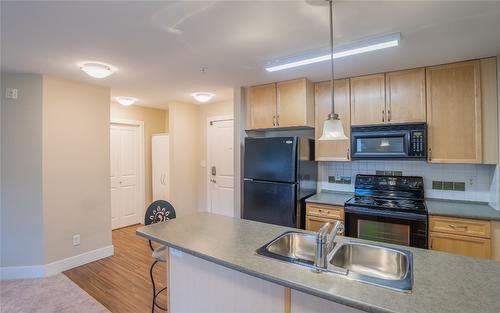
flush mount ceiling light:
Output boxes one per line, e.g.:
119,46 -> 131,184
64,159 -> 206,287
80,62 -> 115,78
265,32 -> 401,72
114,96 -> 138,106
319,0 -> 347,141
191,92 -> 215,103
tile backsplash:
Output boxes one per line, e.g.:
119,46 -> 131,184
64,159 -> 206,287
319,161 -> 496,202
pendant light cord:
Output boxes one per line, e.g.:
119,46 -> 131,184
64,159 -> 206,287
329,0 -> 336,118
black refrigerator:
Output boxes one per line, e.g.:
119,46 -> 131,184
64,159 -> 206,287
243,137 -> 317,228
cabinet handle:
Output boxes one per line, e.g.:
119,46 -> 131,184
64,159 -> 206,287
388,109 -> 391,122
276,115 -> 280,126
428,148 -> 432,161
347,148 -> 350,160
448,224 -> 468,230
272,115 -> 276,126
382,110 -> 385,122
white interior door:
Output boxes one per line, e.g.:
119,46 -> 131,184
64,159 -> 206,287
110,123 -> 141,229
208,118 -> 234,217
152,134 -> 170,201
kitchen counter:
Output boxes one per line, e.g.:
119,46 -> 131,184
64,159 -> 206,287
137,213 -> 500,313
426,198 -> 500,221
305,190 -> 353,206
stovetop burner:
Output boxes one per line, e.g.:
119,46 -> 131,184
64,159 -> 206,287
344,174 -> 427,215
345,196 -> 426,214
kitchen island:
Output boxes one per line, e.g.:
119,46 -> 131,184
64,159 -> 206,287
137,212 -> 500,313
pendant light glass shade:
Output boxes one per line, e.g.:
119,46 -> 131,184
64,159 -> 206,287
319,114 -> 347,141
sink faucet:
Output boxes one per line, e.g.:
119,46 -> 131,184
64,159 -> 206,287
313,221 -> 344,272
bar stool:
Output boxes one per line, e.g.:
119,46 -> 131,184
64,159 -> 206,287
145,200 -> 176,312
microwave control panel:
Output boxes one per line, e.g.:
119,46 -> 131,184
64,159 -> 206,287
410,131 -> 426,157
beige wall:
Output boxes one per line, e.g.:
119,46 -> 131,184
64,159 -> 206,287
110,103 -> 168,206
42,76 -> 111,263
199,100 -> 234,211
1,73 -> 45,267
168,102 -> 201,216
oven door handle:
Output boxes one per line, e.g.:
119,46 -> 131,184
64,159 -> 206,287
344,206 -> 428,222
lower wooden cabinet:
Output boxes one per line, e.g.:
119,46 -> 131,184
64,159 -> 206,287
305,203 -> 344,233
429,232 -> 491,259
429,215 -> 491,259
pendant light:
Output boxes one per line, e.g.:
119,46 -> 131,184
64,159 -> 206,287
319,0 -> 347,141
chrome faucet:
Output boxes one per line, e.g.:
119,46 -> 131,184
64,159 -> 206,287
313,221 -> 344,272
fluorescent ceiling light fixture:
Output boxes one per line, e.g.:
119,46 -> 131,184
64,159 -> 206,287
265,33 -> 400,72
114,96 -> 138,106
80,62 -> 115,78
191,92 -> 215,103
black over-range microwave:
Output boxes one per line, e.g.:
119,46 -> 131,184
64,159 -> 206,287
350,123 -> 427,160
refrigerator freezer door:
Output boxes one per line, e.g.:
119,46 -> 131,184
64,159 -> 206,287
244,137 -> 297,183
243,180 -> 297,227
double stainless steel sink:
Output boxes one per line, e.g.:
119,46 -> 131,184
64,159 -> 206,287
256,231 -> 413,292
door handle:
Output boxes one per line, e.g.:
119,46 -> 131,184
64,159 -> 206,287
388,109 -> 391,122
382,110 -> 385,122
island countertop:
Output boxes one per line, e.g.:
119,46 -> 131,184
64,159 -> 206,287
137,213 -> 500,313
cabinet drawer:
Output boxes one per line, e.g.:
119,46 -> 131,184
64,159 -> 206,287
306,204 -> 344,220
305,216 -> 344,234
429,232 -> 491,259
429,216 -> 491,238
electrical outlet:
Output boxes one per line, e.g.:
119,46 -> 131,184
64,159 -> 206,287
73,234 -> 81,246
5,88 -> 18,99
465,176 -> 476,187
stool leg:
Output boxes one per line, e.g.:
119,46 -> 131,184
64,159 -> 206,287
150,260 -> 158,313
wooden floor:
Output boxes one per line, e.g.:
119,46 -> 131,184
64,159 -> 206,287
64,224 -> 167,313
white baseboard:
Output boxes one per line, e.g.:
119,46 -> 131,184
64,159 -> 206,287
0,245 -> 114,280
0,265 -> 45,280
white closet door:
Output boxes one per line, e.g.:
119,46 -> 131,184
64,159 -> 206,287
152,134 -> 170,201
110,124 -> 141,229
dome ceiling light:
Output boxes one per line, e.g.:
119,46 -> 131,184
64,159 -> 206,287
80,62 -> 115,78
114,96 -> 138,106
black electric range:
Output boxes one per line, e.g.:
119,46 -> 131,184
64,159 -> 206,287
344,174 -> 428,248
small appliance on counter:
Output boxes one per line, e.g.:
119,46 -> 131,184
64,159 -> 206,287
350,123 -> 426,160
243,136 -> 317,229
344,174 -> 428,248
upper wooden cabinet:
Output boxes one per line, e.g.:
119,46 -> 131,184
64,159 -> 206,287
426,60 -> 482,163
350,74 -> 385,125
247,83 -> 276,129
276,79 -> 314,128
385,68 -> 426,123
246,78 -> 314,130
314,80 -> 351,161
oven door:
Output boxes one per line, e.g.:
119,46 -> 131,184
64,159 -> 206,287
344,206 -> 428,248
351,130 -> 410,159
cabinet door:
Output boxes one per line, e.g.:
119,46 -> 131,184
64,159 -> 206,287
350,74 -> 385,125
429,232 -> 491,259
314,80 -> 351,161
426,60 -> 482,163
276,78 -> 314,127
385,68 -> 426,123
247,83 -> 276,129
305,215 -> 343,234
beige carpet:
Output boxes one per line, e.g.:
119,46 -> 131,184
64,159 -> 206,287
0,274 -> 110,313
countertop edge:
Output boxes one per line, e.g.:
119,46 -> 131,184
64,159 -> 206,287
136,228 -> 395,313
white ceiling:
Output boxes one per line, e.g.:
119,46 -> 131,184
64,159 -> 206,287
2,1 -> 500,109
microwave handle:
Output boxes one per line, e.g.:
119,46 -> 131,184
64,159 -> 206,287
345,206 -> 428,222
